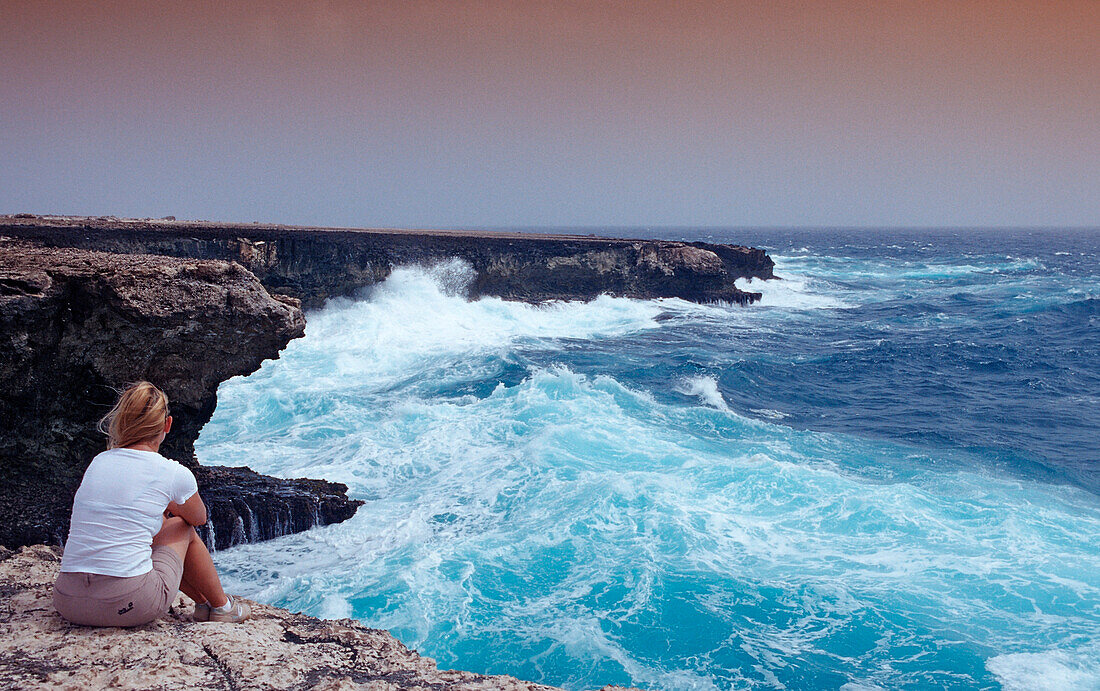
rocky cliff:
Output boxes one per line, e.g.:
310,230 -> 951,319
0,215 -> 775,308
0,216 -> 777,548
1,545 -> 636,690
0,240 -> 360,549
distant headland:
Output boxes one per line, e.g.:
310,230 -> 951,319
0,214 -> 775,308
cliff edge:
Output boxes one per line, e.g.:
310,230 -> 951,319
0,240 -> 361,549
0,545 -> 636,690
0,215 -> 775,308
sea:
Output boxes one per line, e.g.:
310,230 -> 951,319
196,228 -> 1100,690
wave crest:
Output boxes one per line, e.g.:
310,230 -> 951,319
673,375 -> 730,411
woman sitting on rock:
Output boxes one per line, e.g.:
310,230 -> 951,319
53,381 -> 250,626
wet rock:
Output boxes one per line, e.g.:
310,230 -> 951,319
194,466 -> 363,552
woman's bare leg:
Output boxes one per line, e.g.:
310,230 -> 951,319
153,517 -> 228,608
179,574 -> 208,605
181,529 -> 228,607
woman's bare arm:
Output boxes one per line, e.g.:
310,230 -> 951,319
166,493 -> 208,527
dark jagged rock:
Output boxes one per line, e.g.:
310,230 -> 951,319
193,466 -> 362,551
0,240 -> 360,549
0,215 -> 775,308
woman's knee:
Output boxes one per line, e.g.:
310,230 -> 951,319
153,517 -> 192,546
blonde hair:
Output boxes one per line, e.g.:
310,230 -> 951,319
98,381 -> 170,449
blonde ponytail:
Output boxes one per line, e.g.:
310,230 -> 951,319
98,381 -> 170,449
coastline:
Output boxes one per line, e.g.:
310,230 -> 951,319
0,544 -> 636,690
0,217 -> 776,549
0,214 -> 776,308
0,218 -> 776,689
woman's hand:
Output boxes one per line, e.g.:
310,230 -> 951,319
166,493 -> 208,527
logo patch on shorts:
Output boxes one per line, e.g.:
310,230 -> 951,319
118,602 -> 134,615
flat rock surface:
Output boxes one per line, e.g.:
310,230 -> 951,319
0,546 -> 635,690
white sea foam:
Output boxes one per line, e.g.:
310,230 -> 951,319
206,356 -> 1100,689
268,259 -> 666,394
198,258 -> 1100,691
770,253 -> 1042,283
319,594 -> 353,620
736,274 -> 852,310
673,375 -> 730,410
751,408 -> 789,420
339,258 -> 663,346
987,648 -> 1100,691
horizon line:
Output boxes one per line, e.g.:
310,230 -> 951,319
3,212 -> 1097,234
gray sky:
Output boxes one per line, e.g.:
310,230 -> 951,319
1,1 -> 1097,228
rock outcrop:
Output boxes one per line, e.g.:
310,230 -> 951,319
0,215 -> 775,308
1,545 -> 635,690
0,240 -> 361,549
195,466 -> 362,552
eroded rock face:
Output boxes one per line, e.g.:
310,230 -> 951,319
194,466 -> 362,552
0,241 -> 359,549
0,545 -> 597,690
0,216 -> 776,308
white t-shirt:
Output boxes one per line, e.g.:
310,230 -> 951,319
60,448 -> 198,577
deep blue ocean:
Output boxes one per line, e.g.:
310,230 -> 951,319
198,229 -> 1100,690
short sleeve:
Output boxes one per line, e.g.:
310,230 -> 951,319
172,463 -> 199,505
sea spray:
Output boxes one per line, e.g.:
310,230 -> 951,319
735,273 -> 852,310
673,375 -> 730,410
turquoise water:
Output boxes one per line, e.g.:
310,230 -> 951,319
198,230 -> 1100,689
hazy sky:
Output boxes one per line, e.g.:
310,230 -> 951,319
1,1 -> 1097,228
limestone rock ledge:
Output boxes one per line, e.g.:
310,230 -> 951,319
0,546 -> 633,691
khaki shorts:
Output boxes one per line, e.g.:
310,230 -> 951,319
53,545 -> 185,627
